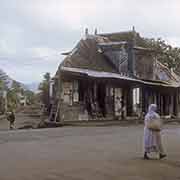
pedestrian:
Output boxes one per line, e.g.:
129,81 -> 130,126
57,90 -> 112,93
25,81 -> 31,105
6,110 -> 15,130
143,104 -> 167,160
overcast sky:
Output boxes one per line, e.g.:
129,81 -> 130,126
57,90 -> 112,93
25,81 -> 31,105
0,0 -> 180,83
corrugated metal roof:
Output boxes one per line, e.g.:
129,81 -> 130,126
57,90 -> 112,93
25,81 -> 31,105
61,66 -> 179,88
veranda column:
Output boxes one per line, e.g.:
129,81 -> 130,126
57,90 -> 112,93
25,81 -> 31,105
58,70 -> 63,124
174,91 -> 179,117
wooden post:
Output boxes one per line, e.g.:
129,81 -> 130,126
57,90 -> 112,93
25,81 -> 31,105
160,95 -> 163,116
156,92 -> 161,114
170,94 -> 173,116
174,91 -> 179,117
167,95 -> 170,115
154,91 -> 157,105
139,87 -> 143,121
126,87 -> 133,116
145,89 -> 149,113
123,88 -> 127,119
141,87 -> 146,114
177,89 -> 180,118
58,70 -> 63,124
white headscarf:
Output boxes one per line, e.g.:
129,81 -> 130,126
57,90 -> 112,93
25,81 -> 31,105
148,104 -> 157,114
145,104 -> 160,124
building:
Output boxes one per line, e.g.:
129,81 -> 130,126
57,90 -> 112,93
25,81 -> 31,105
49,28 -> 180,123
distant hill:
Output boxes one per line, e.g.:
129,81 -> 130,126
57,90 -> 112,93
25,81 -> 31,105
0,69 -> 13,88
25,82 -> 39,92
0,69 -> 28,90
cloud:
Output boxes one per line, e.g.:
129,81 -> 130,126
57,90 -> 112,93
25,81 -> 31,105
0,0 -> 179,83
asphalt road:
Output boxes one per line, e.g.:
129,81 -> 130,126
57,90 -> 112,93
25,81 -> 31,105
0,125 -> 180,180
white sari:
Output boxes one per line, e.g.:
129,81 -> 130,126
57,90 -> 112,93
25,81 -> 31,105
144,104 -> 164,153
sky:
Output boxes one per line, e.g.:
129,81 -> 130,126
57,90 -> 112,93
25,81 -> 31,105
0,0 -> 180,84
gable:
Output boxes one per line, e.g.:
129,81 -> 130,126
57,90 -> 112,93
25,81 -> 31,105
135,51 -> 155,80
155,61 -> 178,83
61,37 -> 117,73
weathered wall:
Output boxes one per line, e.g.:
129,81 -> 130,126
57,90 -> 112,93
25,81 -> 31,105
59,78 -> 156,121
60,103 -> 85,121
59,79 -> 118,121
59,80 -> 84,121
154,62 -> 174,82
135,53 -> 155,80
104,48 -> 128,74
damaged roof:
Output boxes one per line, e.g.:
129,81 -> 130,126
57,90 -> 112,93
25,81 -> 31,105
155,61 -> 180,83
98,31 -> 149,47
60,36 -> 118,73
60,30 -> 180,87
61,66 -> 179,88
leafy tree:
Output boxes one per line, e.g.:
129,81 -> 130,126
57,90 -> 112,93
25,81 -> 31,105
39,72 -> 51,109
7,88 -> 19,110
0,80 -> 6,113
6,81 -> 24,110
43,72 -> 51,82
0,79 -> 5,90
24,90 -> 36,105
142,37 -> 180,73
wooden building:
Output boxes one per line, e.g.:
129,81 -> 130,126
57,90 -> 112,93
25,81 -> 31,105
49,28 -> 180,123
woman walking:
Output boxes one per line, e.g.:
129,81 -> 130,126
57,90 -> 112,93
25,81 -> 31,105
144,104 -> 167,160
6,110 -> 15,130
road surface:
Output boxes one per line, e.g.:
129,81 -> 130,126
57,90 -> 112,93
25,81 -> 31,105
0,124 -> 180,180
0,107 -> 41,131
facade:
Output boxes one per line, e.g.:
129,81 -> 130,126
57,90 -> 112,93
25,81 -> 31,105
50,29 -> 180,123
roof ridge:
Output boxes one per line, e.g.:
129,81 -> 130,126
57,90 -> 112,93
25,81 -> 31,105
98,30 -> 133,36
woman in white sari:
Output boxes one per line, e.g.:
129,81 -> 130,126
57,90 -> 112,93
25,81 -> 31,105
144,104 -> 167,159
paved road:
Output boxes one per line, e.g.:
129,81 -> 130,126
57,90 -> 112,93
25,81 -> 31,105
0,125 -> 180,180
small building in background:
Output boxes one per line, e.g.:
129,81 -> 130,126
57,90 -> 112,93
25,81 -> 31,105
17,92 -> 27,107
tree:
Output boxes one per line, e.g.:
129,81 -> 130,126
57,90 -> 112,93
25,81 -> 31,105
7,88 -> 19,110
39,72 -> 51,110
0,79 -> 5,90
0,80 -> 6,114
24,90 -> 36,105
142,37 -> 180,73
6,81 -> 24,110
43,72 -> 51,82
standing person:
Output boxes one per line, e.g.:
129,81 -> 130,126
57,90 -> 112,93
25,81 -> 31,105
144,104 -> 167,160
7,110 -> 15,130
